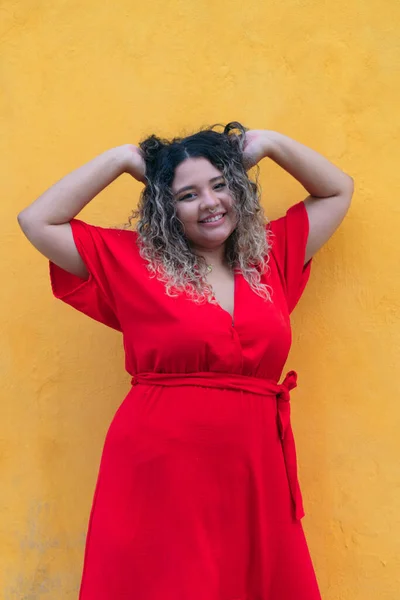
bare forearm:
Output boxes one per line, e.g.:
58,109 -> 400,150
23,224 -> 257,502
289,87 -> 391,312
18,146 -> 127,226
266,131 -> 353,197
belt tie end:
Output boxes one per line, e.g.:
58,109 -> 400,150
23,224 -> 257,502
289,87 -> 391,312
277,370 -> 305,520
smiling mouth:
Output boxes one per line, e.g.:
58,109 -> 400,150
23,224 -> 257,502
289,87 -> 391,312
199,212 -> 226,223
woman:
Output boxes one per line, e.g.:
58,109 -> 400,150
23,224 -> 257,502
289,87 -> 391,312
18,121 -> 354,599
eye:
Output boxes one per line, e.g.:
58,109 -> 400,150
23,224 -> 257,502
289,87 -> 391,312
178,192 -> 196,201
214,182 -> 226,190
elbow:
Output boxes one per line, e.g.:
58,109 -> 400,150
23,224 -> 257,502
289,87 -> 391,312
343,174 -> 355,195
337,175 -> 354,203
17,209 -> 36,235
17,208 -> 41,236
17,209 -> 29,231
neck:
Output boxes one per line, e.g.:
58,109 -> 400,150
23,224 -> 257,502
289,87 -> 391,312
192,243 -> 226,268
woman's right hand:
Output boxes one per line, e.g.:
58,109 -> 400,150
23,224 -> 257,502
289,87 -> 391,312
119,144 -> 147,183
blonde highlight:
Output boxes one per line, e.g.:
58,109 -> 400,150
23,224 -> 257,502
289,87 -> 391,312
124,122 -> 274,304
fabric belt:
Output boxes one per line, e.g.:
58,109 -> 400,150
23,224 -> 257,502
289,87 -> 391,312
131,370 -> 304,520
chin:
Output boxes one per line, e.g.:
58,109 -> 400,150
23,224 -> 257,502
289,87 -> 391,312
197,231 -> 233,249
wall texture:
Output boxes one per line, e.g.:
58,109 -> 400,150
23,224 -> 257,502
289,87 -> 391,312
1,1 -> 399,598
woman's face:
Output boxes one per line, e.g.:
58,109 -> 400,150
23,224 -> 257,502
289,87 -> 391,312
172,157 -> 237,252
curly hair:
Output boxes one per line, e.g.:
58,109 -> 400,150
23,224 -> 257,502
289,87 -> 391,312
126,121 -> 273,305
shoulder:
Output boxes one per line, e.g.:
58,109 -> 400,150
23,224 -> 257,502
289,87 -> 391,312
73,219 -> 139,240
266,201 -> 308,236
70,219 -> 140,254
264,202 -> 312,313
265,201 -> 309,257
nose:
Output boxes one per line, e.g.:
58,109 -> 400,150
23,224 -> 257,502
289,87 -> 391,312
200,188 -> 219,210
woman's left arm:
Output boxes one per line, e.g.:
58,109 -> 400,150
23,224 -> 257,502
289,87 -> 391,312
243,130 -> 355,265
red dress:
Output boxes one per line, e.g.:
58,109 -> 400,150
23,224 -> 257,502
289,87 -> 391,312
50,200 -> 321,600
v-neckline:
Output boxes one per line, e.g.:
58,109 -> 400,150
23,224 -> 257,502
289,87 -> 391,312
211,269 -> 238,327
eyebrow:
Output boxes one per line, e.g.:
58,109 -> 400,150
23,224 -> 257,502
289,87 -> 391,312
174,176 -> 224,196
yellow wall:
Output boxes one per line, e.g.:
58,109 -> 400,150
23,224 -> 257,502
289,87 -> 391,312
2,1 -> 399,598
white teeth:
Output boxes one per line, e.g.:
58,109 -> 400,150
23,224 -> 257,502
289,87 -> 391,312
202,214 -> 224,223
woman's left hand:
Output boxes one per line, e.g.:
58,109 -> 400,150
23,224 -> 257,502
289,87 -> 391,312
242,129 -> 275,170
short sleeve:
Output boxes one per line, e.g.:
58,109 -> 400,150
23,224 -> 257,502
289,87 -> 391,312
267,200 -> 312,314
49,219 -> 122,331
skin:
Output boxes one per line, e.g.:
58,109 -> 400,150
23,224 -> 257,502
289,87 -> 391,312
172,157 -> 237,268
172,157 -> 238,318
17,130 -> 352,322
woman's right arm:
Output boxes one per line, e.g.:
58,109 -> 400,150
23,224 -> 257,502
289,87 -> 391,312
17,144 -> 145,278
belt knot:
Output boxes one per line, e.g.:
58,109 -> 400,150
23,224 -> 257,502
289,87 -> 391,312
276,370 -> 297,441
130,369 -> 305,520
275,369 -> 304,520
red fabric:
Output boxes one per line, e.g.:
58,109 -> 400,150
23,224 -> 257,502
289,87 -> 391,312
50,200 -> 321,599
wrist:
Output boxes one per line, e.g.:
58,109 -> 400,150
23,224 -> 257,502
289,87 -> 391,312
109,145 -> 133,174
260,130 -> 281,159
